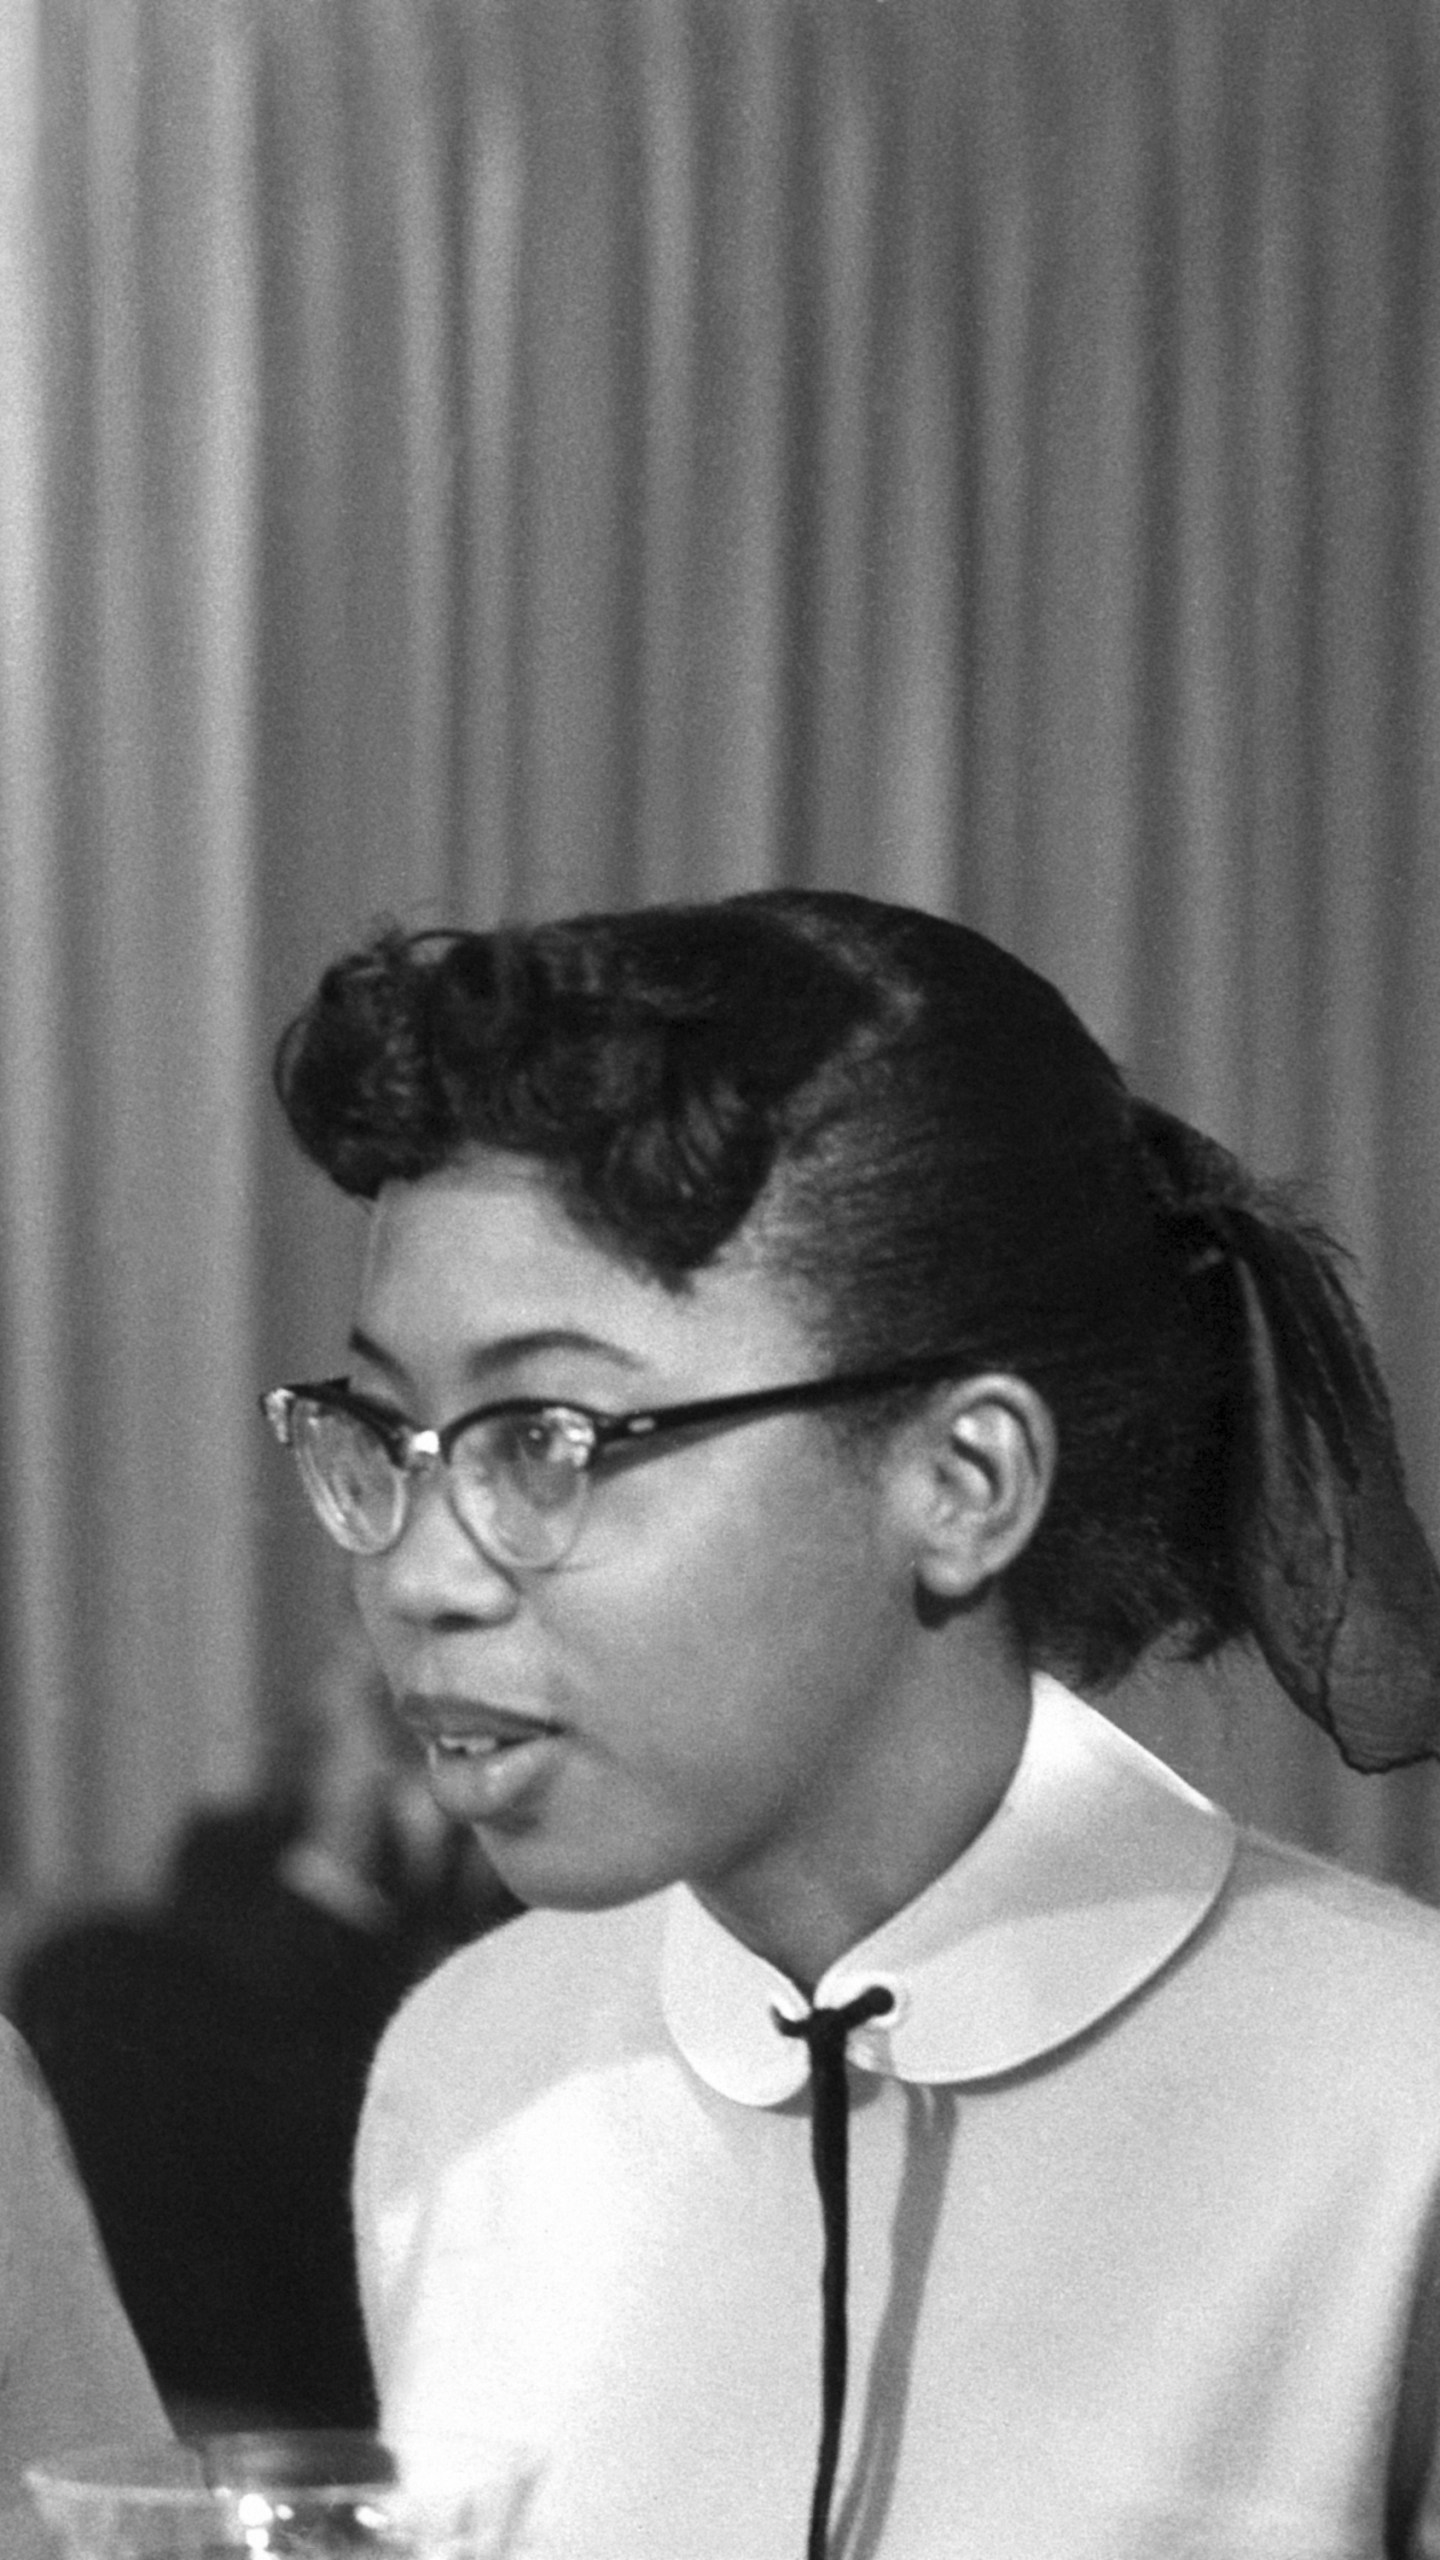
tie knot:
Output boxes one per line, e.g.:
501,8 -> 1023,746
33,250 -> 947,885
774,1982 -> 896,2057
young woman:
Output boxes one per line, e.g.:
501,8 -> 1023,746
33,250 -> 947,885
264,891 -> 1440,2560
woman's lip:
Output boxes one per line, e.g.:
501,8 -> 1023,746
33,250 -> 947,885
399,1693 -> 557,1748
421,1726 -> 561,1826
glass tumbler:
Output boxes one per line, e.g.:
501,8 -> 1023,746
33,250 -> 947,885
25,2428 -> 540,2560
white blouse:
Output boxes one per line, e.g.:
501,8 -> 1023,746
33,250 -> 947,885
359,1680 -> 1440,2558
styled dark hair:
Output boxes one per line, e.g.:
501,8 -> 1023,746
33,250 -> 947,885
275,890 -> 1440,1765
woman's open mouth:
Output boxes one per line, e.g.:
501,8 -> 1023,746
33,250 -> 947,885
407,1701 -> 562,1825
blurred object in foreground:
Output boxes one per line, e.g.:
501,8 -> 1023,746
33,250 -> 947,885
7,1615 -> 520,2431
25,2427 -> 541,2560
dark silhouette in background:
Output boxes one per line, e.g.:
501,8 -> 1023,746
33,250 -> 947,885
7,1618 -> 519,2429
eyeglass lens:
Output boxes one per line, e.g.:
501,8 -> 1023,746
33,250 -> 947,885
293,1403 -> 405,1552
290,1398 -> 592,1564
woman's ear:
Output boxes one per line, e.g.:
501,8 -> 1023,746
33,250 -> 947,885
903,1373 -> 1057,1605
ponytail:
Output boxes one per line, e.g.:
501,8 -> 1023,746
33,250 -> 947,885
1133,1103 -> 1440,1771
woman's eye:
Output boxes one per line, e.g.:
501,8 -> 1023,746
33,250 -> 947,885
515,1412 -> 590,1467
452,1411 -> 582,1473
491,1416 -> 554,1467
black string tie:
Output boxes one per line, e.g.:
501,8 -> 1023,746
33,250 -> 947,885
774,1982 -> 896,2560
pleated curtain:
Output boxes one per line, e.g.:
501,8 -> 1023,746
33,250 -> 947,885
3,0 -> 1439,1909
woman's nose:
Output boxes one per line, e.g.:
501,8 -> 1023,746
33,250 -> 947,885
366,1467 -> 521,1627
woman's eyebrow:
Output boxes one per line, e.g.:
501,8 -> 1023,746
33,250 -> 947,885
345,1322 -> 645,1385
346,1324 -> 404,1380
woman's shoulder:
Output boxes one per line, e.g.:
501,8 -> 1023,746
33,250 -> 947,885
1208,1829 -> 1440,2098
1229,1828 -> 1440,1961
368,1894 -> 671,2096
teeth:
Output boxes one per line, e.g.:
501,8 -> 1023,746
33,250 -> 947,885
433,1734 -> 500,1760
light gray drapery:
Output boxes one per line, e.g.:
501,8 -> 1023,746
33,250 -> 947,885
3,0 -> 1439,1909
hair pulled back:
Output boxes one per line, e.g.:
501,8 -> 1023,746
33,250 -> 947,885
276,890 -> 1440,1766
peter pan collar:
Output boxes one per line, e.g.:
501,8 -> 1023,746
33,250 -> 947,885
660,1674 -> 1236,2103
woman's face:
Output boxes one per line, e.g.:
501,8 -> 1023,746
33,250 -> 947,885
347,1149 -> 986,1968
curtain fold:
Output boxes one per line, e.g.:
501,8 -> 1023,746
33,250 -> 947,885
4,0 -> 1440,1905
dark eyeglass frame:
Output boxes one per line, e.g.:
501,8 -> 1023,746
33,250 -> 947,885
259,1348 -> 969,1562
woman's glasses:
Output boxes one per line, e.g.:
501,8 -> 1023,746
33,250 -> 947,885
260,1351 -> 967,1571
